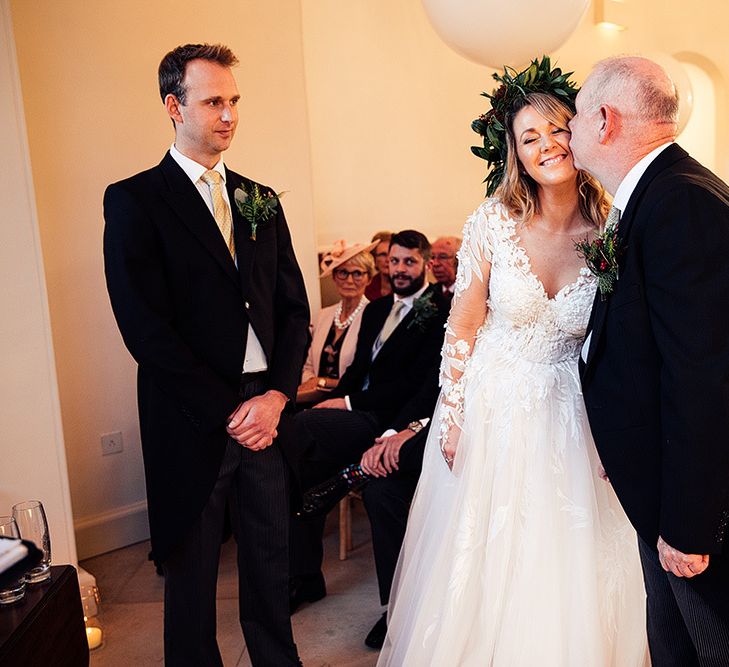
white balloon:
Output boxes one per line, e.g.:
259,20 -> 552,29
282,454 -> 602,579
421,0 -> 590,69
645,53 -> 694,134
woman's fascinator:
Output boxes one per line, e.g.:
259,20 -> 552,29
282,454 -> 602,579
471,56 -> 580,197
319,240 -> 379,278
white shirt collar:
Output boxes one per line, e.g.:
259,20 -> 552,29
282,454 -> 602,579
170,143 -> 226,186
393,281 -> 429,308
612,142 -> 673,213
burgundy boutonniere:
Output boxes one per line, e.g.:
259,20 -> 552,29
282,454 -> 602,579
575,221 -> 623,299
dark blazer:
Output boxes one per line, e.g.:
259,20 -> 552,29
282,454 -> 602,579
581,144 -> 729,555
331,285 -> 448,428
389,357 -> 441,433
103,152 -> 310,562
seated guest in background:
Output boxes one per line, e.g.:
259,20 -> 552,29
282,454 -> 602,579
429,236 -> 461,304
297,241 -> 377,405
286,230 -> 448,613
296,362 -> 440,649
365,231 -> 392,301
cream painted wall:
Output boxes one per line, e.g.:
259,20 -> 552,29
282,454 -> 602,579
10,0 -> 318,558
301,0 -> 488,246
301,0 -> 729,245
0,0 -> 77,567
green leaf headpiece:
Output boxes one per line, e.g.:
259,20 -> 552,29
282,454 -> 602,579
471,56 -> 579,197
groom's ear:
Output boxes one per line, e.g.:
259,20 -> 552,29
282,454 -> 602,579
597,105 -> 618,144
165,94 -> 184,126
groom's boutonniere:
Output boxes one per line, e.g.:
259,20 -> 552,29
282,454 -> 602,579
233,184 -> 286,241
575,221 -> 623,300
407,292 -> 439,331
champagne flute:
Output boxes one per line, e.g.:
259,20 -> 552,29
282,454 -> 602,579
12,500 -> 51,584
0,515 -> 26,603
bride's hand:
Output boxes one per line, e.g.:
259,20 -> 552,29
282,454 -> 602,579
440,428 -> 459,470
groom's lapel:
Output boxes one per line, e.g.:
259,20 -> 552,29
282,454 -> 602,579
158,152 -> 240,288
226,170 -> 257,297
583,144 -> 688,377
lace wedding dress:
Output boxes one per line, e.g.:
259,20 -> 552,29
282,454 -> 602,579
378,199 -> 648,666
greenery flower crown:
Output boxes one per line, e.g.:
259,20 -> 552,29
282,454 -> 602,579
471,56 -> 580,197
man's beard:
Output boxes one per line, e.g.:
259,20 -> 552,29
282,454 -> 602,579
391,269 -> 426,297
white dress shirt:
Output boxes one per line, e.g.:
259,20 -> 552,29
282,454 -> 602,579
581,142 -> 674,364
170,144 -> 268,372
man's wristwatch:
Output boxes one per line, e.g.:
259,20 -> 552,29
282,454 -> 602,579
317,378 -> 327,389
407,420 -> 424,434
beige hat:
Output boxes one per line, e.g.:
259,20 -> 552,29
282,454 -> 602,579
320,239 -> 379,278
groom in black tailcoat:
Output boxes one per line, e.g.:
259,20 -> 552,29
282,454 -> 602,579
570,56 -> 729,665
103,44 -> 308,666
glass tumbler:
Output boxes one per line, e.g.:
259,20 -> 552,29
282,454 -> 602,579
12,500 -> 51,584
0,515 -> 26,604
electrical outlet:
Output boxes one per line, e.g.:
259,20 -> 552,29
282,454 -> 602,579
101,431 -> 123,456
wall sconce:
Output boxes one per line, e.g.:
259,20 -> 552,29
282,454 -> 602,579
594,0 -> 627,31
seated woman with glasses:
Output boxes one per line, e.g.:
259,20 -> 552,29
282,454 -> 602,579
297,241 -> 377,405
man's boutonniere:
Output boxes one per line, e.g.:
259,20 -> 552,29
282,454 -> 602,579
407,292 -> 439,331
575,221 -> 623,300
233,184 -> 286,241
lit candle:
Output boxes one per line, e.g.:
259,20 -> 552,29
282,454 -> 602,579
86,626 -> 103,650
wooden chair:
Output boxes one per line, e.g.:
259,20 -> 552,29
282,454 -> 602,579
338,491 -> 362,560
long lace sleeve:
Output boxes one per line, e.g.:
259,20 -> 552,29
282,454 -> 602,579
439,203 -> 495,457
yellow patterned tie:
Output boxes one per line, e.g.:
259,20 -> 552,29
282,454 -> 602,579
200,170 -> 235,259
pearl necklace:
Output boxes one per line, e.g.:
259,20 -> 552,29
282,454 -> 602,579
334,296 -> 367,330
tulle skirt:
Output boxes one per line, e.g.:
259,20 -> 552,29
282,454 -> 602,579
378,348 -> 649,666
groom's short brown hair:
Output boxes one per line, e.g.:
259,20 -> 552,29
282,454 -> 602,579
158,43 -> 238,104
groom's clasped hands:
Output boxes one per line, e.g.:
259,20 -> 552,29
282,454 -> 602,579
227,390 -> 288,450
657,536 -> 710,579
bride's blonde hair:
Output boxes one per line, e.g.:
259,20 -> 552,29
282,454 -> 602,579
495,92 -> 609,228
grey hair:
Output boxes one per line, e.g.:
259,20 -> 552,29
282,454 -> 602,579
584,56 -> 679,125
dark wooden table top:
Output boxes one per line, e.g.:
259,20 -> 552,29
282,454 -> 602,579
0,565 -> 88,667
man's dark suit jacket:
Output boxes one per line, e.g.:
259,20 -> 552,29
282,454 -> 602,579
103,152 -> 310,562
330,285 -> 448,428
581,144 -> 729,556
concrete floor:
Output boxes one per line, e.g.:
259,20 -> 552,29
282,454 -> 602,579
81,505 -> 382,666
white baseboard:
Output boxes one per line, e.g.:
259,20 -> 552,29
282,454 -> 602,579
74,499 -> 150,560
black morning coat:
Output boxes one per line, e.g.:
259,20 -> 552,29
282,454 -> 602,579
581,144 -> 729,556
103,152 -> 310,562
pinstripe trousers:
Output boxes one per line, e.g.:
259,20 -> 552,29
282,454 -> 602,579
639,537 -> 729,666
163,376 -> 301,667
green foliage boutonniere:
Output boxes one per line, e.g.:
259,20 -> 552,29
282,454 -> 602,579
575,221 -> 623,299
233,184 -> 286,241
407,292 -> 439,331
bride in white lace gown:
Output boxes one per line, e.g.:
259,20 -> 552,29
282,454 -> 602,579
378,90 -> 648,665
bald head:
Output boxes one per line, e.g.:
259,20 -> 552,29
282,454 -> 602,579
569,56 -> 679,194
582,56 -> 679,128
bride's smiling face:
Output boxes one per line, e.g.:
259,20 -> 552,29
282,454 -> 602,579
512,105 -> 577,188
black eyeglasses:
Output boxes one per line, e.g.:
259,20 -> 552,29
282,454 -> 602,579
333,268 -> 368,281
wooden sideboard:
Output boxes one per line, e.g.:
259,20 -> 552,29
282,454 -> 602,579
0,565 -> 88,667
